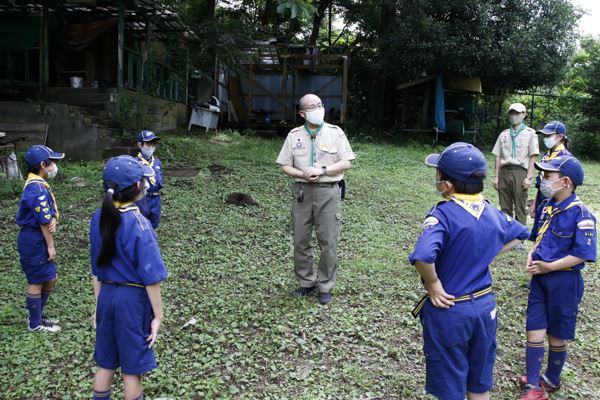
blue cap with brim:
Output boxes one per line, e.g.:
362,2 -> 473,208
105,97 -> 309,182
536,120 -> 567,137
103,155 -> 154,192
535,155 -> 584,186
24,145 -> 65,167
136,130 -> 160,143
425,142 -> 487,183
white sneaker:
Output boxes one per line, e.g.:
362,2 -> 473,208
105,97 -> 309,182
42,315 -> 59,325
28,319 -> 61,332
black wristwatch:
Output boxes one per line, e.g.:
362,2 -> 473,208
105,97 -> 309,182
322,166 -> 328,176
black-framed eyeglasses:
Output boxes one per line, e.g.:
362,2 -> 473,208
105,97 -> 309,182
302,102 -> 324,111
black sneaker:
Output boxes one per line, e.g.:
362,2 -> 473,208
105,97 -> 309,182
293,286 -> 316,297
318,292 -> 332,305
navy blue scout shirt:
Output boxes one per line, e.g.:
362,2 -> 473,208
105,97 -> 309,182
530,193 -> 596,270
137,154 -> 163,194
90,204 -> 168,285
409,194 -> 530,296
16,173 -> 57,227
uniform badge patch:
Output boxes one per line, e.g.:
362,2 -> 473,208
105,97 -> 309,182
44,214 -> 51,220
505,214 -> 513,222
42,208 -> 49,213
490,307 -> 497,320
295,140 -> 303,149
421,216 -> 439,232
34,207 -> 41,213
577,219 -> 595,230
38,195 -> 46,201
40,201 -> 47,207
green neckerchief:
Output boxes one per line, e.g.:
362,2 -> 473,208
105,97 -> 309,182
304,122 -> 324,166
509,123 -> 527,159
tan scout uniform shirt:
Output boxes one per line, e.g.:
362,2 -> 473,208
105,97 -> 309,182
276,123 -> 355,183
492,126 -> 539,169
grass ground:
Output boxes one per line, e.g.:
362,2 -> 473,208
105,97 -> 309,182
0,131 -> 599,399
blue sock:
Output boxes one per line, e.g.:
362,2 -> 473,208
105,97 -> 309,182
92,389 -> 111,399
545,344 -> 567,385
41,290 -> 51,314
526,340 -> 545,387
26,293 -> 42,328
133,393 -> 144,400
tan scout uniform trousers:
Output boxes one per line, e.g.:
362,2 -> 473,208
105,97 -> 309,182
492,126 -> 539,225
292,182 -> 340,292
276,122 -> 355,293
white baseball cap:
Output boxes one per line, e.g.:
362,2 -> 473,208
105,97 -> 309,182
508,103 -> 526,113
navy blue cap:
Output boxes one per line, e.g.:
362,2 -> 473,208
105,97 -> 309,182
103,155 -> 154,192
537,121 -> 567,137
24,145 -> 65,167
535,155 -> 584,186
425,142 -> 487,183
136,130 -> 160,143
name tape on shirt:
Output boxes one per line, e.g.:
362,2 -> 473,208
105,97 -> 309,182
577,219 -> 595,230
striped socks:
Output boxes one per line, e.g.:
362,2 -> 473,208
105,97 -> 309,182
26,293 -> 42,328
526,340 -> 545,387
92,389 -> 111,399
545,344 -> 567,386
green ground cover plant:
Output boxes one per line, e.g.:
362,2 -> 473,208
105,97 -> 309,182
1,132 -> 598,399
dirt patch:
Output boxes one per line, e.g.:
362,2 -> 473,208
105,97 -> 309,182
208,164 -> 232,175
225,192 -> 257,206
164,167 -> 200,177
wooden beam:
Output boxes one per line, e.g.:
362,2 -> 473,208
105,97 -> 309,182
341,55 -> 348,123
117,0 -> 125,89
281,55 -> 288,121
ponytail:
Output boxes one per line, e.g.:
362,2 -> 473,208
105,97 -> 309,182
97,180 -> 144,267
97,182 -> 120,267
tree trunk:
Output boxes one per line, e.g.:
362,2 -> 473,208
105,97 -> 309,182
261,0 -> 276,27
373,0 -> 397,129
309,0 -> 333,46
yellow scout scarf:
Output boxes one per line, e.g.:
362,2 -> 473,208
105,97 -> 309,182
448,193 -> 486,220
137,153 -> 156,185
24,173 -> 59,222
534,197 -> 581,246
542,143 -> 565,162
113,201 -> 139,213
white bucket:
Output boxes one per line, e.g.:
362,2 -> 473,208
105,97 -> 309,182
69,76 -> 83,88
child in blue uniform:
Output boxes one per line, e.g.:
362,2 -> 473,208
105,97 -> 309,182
16,145 -> 64,332
135,130 -> 163,229
409,142 -> 530,400
518,156 -> 596,400
530,121 -> 572,224
90,155 -> 168,400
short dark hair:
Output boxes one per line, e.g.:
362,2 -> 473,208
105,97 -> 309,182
440,170 -> 486,194
26,160 -> 48,174
559,172 -> 577,191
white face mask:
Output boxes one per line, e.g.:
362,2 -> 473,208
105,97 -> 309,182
543,136 -> 557,149
539,177 -> 564,198
44,162 -> 58,179
141,146 -> 155,159
304,107 -> 325,125
134,179 -> 150,202
509,114 -> 524,126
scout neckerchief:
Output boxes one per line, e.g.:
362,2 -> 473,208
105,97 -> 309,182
448,193 -> 486,220
509,123 -> 527,159
542,143 -> 565,162
534,195 -> 581,246
24,172 -> 59,222
113,200 -> 139,213
137,152 -> 157,186
304,122 -> 324,166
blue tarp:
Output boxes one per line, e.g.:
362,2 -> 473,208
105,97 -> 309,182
435,75 -> 446,131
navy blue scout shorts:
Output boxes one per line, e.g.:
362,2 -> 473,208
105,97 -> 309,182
95,283 -> 157,375
17,226 -> 57,284
421,293 -> 497,400
527,270 -> 584,340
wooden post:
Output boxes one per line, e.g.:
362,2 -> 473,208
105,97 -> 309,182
248,61 -> 253,120
117,1 -> 125,89
341,55 -> 348,123
281,55 -> 288,121
40,1 -> 49,99
185,47 -> 190,106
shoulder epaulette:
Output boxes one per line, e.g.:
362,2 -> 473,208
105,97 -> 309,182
574,202 -> 593,218
427,199 -> 448,216
289,126 -> 302,134
133,210 -> 152,231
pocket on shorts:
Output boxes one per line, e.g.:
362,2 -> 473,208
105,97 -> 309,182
28,252 -> 49,267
